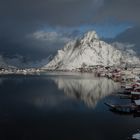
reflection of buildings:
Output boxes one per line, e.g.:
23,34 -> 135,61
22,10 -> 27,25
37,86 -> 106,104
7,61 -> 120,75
52,77 -> 120,108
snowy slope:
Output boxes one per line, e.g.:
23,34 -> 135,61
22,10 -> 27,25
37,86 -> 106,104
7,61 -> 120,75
43,31 -> 140,70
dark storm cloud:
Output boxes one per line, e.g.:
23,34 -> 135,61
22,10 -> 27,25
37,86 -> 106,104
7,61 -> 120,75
106,26 -> 140,54
1,0 -> 140,26
0,0 -> 103,60
95,0 -> 140,24
0,0 -> 103,27
0,0 -> 140,67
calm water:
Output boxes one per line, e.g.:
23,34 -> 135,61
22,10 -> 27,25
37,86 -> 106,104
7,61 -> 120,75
0,72 -> 140,140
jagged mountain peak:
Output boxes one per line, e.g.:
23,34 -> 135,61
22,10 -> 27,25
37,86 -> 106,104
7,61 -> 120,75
43,30 -> 140,71
79,31 -> 99,46
83,31 -> 99,41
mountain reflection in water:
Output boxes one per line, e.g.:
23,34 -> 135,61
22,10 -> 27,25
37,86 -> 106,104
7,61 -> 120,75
34,75 -> 120,109
52,76 -> 120,108
0,75 -> 138,140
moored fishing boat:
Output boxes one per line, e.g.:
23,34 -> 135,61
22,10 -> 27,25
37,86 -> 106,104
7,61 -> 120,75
105,100 -> 140,114
104,102 -> 135,113
131,87 -> 140,95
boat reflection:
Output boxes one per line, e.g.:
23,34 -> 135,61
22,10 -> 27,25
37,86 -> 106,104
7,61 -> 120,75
52,76 -> 120,108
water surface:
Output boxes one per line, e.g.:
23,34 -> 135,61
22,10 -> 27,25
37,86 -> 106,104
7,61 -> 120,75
0,73 -> 139,140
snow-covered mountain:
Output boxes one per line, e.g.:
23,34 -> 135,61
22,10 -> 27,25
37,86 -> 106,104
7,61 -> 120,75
43,31 -> 140,70
0,55 -> 16,69
0,55 -> 8,68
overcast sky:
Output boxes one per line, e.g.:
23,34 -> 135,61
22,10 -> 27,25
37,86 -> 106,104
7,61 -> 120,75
0,0 -> 140,66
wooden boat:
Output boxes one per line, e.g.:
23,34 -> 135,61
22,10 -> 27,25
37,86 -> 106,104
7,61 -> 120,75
119,90 -> 140,100
131,87 -> 140,95
104,103 -> 136,113
118,89 -> 132,95
105,100 -> 140,113
118,87 -> 140,95
120,94 -> 140,100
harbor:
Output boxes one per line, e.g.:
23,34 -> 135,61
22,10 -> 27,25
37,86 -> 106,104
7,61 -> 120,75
98,66 -> 140,114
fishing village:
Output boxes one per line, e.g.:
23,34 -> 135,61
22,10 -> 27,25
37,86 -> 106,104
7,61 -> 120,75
1,65 -> 140,139
94,66 -> 140,140
94,66 -> 140,113
0,65 -> 140,139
